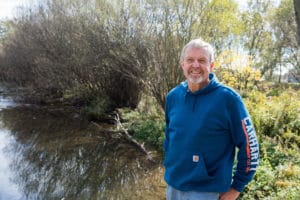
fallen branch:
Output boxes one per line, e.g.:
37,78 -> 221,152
91,115 -> 155,162
114,113 -> 155,162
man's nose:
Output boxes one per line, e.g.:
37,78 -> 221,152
192,61 -> 201,67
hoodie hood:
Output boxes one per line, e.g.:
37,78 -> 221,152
181,73 -> 222,110
181,73 -> 222,95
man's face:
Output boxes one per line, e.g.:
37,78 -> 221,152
180,47 -> 214,84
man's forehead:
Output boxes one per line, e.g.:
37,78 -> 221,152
184,47 -> 210,57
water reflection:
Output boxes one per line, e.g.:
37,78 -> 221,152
0,95 -> 16,110
0,106 -> 165,199
0,129 -> 23,200
0,94 -> 22,199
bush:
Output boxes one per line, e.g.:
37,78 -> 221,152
241,159 -> 276,199
131,119 -> 165,150
118,104 -> 165,151
240,88 -> 300,199
244,89 -> 300,143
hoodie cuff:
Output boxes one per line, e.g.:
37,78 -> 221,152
231,179 -> 246,193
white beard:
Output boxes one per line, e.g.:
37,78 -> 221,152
187,75 -> 204,84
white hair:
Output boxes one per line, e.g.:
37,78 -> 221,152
180,38 -> 215,62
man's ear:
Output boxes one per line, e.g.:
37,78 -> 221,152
209,62 -> 214,71
179,60 -> 184,68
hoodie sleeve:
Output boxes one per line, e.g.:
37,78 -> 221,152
228,94 -> 259,192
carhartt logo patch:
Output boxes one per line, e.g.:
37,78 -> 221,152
193,155 -> 199,162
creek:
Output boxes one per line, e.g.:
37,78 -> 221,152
0,91 -> 165,200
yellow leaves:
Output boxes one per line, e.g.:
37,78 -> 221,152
275,164 -> 300,188
214,50 -> 261,91
275,180 -> 298,188
282,165 -> 300,177
253,71 -> 261,81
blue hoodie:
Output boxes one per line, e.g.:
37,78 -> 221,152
164,73 -> 259,193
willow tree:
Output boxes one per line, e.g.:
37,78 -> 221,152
140,0 -> 241,109
0,0 -> 149,109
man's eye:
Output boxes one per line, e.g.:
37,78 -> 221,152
199,60 -> 207,64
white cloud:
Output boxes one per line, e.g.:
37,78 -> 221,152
0,0 -> 32,20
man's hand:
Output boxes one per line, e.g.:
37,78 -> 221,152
219,188 -> 240,200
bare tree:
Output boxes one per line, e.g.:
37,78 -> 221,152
294,0 -> 300,46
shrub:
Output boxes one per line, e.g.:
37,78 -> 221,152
244,89 -> 300,143
118,104 -> 165,151
241,159 -> 276,199
131,119 -> 165,150
240,88 -> 300,199
241,137 -> 300,199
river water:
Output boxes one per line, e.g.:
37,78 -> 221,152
0,93 -> 165,200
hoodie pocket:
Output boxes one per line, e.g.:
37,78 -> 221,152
164,149 -> 215,184
184,152 -> 215,183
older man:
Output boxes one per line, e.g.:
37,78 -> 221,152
164,38 -> 259,200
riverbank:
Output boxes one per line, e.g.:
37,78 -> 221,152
1,83 -> 165,154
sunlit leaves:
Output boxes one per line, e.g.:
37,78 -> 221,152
214,50 -> 261,90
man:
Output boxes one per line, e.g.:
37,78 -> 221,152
164,38 -> 259,200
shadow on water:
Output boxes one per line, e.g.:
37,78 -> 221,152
0,104 -> 165,200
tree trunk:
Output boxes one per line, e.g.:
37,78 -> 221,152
294,0 -> 300,46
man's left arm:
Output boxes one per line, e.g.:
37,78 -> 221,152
229,95 -> 259,193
